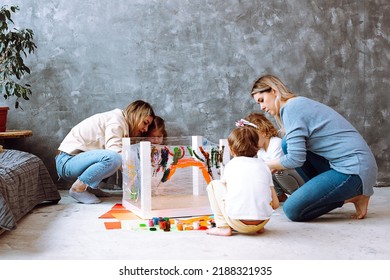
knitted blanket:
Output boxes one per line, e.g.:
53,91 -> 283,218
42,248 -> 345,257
0,149 -> 61,231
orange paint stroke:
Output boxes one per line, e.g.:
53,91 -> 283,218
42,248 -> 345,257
166,158 -> 211,184
176,215 -> 212,224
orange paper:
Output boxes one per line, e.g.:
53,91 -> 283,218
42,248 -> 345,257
111,203 -> 126,209
111,212 -> 141,220
99,209 -> 131,219
104,221 -> 122,230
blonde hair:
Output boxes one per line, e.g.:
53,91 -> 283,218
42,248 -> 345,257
228,126 -> 259,157
123,100 -> 155,137
251,75 -> 295,131
245,112 -> 278,138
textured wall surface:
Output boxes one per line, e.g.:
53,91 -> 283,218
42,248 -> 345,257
2,0 -> 389,185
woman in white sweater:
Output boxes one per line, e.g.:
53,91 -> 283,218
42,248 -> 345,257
56,100 -> 155,204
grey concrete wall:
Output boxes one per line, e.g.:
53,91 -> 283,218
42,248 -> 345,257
2,0 -> 389,186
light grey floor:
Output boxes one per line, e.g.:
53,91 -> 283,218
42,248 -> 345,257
0,187 -> 389,260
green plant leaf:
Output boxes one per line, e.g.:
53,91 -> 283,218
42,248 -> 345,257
1,4 -> 35,109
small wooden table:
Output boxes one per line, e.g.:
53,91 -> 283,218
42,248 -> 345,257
0,130 -> 33,139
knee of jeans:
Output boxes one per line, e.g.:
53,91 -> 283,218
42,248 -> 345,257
111,153 -> 123,169
103,151 -> 122,169
283,199 -> 302,222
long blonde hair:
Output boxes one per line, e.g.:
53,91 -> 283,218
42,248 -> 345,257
123,100 -> 155,137
251,75 -> 295,132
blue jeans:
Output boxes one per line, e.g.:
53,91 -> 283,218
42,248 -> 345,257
55,150 -> 122,189
281,138 -> 363,222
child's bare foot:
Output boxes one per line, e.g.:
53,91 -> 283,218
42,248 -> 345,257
206,227 -> 232,236
345,195 -> 370,219
257,228 -> 265,234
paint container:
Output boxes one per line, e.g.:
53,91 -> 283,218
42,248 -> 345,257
193,221 -> 200,230
176,222 -> 183,231
164,222 -> 171,232
139,223 -> 147,230
159,220 -> 167,230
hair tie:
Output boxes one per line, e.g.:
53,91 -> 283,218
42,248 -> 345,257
235,119 -> 258,128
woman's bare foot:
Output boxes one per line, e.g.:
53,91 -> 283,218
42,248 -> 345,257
345,195 -> 370,219
71,179 -> 88,192
206,227 -> 232,236
69,179 -> 100,204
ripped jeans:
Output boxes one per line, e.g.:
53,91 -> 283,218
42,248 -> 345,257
55,150 -> 122,189
281,138 -> 363,222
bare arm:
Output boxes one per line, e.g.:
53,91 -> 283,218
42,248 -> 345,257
267,158 -> 286,172
270,186 -> 280,210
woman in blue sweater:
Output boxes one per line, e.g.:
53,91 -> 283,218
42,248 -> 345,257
250,74 -> 377,222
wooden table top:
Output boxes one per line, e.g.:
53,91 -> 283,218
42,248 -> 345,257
0,130 -> 33,139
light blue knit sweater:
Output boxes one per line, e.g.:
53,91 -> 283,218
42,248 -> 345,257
280,96 -> 377,196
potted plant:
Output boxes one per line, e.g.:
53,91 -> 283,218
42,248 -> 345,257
0,5 -> 37,132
